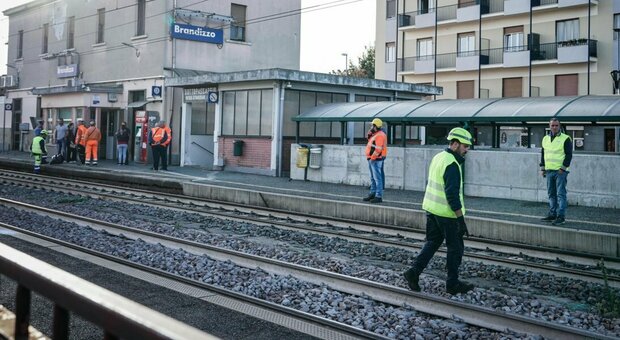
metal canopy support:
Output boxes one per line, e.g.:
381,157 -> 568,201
295,122 -> 300,144
340,122 -> 346,145
401,122 -> 407,147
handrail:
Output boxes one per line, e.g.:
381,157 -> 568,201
0,243 -> 217,340
191,141 -> 214,155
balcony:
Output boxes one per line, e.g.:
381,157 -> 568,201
457,1 -> 491,22
557,39 -> 597,63
457,51 -> 490,71
415,56 -> 435,74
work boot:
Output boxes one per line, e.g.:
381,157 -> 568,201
370,197 -> 383,203
552,217 -> 566,225
446,281 -> 474,295
403,269 -> 421,292
362,194 -> 375,201
540,215 -> 556,222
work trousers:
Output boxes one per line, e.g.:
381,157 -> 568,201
152,145 -> 167,170
86,140 -> 98,165
546,170 -> 568,218
368,159 -> 384,198
33,154 -> 42,173
408,213 -> 464,287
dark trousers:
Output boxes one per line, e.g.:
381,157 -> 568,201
66,145 -> 76,162
409,213 -> 464,287
76,145 -> 86,164
152,145 -> 167,170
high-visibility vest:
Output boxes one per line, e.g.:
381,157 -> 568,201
365,130 -> 387,160
151,127 -> 166,144
542,133 -> 570,171
422,151 -> 465,218
32,136 -> 45,154
162,126 -> 171,146
76,125 -> 88,146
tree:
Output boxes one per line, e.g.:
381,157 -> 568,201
330,46 -> 375,79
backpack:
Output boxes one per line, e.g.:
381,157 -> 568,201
50,154 -> 64,164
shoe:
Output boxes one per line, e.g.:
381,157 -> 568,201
370,197 -> 383,203
403,269 -> 421,292
541,215 -> 556,222
552,217 -> 566,225
362,194 -> 375,201
446,281 -> 474,295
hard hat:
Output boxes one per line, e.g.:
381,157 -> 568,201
447,127 -> 473,145
39,129 -> 48,137
371,118 -> 383,128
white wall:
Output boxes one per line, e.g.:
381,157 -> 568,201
291,144 -> 620,208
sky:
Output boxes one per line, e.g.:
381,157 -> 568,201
0,0 -> 376,75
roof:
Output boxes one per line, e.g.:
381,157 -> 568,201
292,95 -> 620,124
165,68 -> 442,96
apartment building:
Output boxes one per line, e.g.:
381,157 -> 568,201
0,0 -> 301,164
377,0 -> 620,98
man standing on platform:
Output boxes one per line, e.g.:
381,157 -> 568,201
54,119 -> 68,159
84,121 -> 101,166
540,118 -> 572,226
403,127 -> 474,295
75,119 -> 87,165
362,118 -> 387,203
148,121 -> 170,171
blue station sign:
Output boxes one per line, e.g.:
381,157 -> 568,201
170,23 -> 223,44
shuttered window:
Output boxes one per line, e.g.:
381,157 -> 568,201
502,77 -> 522,98
231,4 -> 247,41
555,74 -> 578,96
457,80 -> 475,99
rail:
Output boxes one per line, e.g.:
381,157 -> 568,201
0,243 -> 215,340
191,141 -> 214,155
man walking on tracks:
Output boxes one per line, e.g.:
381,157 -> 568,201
404,127 -> 474,295
540,118 -> 572,226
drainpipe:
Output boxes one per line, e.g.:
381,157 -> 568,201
528,2 -> 532,97
478,2 -> 482,98
587,0 -> 591,95
276,81 -> 285,177
433,4 -> 438,100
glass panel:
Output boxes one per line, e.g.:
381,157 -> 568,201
58,108 -> 72,121
332,93 -> 347,103
316,92 -> 331,106
386,42 -> 395,62
417,38 -> 433,58
234,91 -> 248,135
260,89 -> 273,136
556,19 -> 579,43
222,92 -> 235,135
191,102 -> 207,135
76,108 -> 83,120
247,90 -> 261,135
504,33 -> 524,52
283,90 -> 300,137
615,14 -> 620,40
299,92 -> 316,136
458,33 -> 475,56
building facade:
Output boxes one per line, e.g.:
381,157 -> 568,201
375,0 -> 620,152
0,0 -> 301,163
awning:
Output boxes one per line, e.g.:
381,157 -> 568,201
127,101 -> 148,108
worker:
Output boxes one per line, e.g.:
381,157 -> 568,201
362,118 -> 387,203
75,119 -> 88,164
84,120 -> 101,166
540,118 -> 572,226
403,127 -> 474,295
148,120 -> 170,171
31,129 -> 48,174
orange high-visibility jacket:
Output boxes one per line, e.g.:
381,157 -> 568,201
75,125 -> 88,146
162,126 -> 172,147
150,127 -> 169,146
365,130 -> 387,160
85,127 -> 101,142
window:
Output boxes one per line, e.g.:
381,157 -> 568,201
386,0 -> 396,18
457,32 -> 475,57
221,89 -> 273,136
555,74 -> 578,96
417,38 -> 433,60
17,30 -> 23,59
504,26 -> 524,52
419,0 -> 436,14
282,90 -> 349,138
96,8 -> 105,43
457,80 -> 475,99
67,16 -> 75,49
615,14 -> 620,40
129,90 -> 145,103
556,19 -> 579,43
42,24 -> 48,54
385,42 -> 395,62
230,4 -> 246,41
137,0 -> 146,36
191,102 -> 216,135
502,77 -> 523,98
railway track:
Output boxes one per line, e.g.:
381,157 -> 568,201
1,170 -> 618,287
0,198 -> 613,340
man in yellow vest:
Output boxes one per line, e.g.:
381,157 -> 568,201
31,130 -> 48,174
403,127 -> 474,295
540,118 -> 572,226
362,118 -> 387,203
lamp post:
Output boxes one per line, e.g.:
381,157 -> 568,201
341,53 -> 348,75
614,28 -> 620,94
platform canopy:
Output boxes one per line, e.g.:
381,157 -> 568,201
292,95 -> 620,124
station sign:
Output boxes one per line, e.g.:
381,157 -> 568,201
184,87 -> 217,102
57,64 -> 79,78
170,23 -> 223,44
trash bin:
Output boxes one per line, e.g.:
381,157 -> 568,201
233,140 -> 244,156
309,146 -> 323,169
296,146 -> 309,168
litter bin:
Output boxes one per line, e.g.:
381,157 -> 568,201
309,146 -> 323,169
296,146 -> 309,168
233,140 -> 244,156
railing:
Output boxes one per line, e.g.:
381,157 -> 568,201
539,0 -> 559,5
0,243 -> 215,340
436,52 -> 456,68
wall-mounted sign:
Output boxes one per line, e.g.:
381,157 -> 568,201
108,93 -> 118,102
152,86 -> 162,97
92,95 -> 101,105
57,64 -> 79,78
4,103 -> 12,111
207,91 -> 218,103
170,23 -> 223,44
184,87 -> 217,102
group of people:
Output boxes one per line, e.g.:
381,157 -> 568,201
30,119 -> 171,172
364,118 -> 572,295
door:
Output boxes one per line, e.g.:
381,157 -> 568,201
605,129 -> 616,152
100,109 -> 117,160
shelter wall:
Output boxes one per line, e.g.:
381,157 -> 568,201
290,145 -> 619,208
